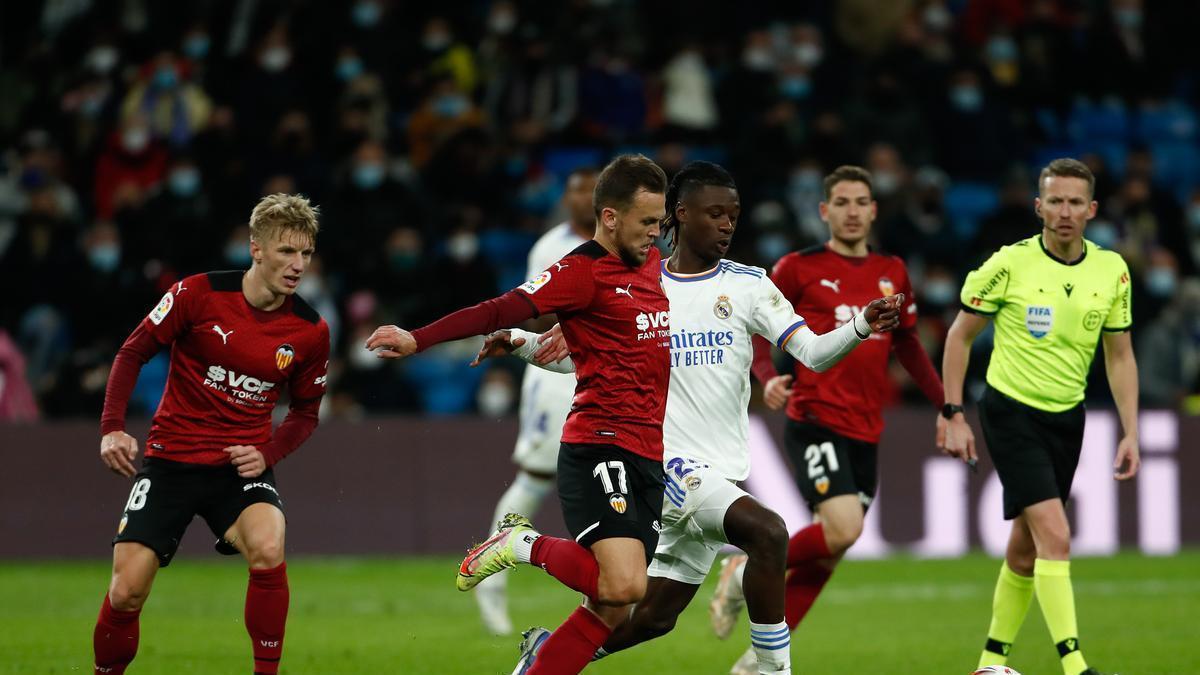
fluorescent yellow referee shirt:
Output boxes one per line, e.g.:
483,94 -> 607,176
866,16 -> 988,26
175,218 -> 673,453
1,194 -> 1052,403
960,234 -> 1132,412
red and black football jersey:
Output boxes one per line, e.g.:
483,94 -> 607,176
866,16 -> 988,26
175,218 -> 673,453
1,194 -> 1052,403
771,244 -> 918,443
137,271 -> 330,465
518,242 -> 671,461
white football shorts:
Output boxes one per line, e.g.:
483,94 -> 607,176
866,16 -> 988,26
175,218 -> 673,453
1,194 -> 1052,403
648,458 -> 749,585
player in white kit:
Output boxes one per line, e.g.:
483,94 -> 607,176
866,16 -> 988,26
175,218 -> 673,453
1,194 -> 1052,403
479,162 -> 903,675
474,168 -> 598,636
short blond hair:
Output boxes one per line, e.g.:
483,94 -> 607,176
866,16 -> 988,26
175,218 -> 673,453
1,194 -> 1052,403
249,193 -> 320,244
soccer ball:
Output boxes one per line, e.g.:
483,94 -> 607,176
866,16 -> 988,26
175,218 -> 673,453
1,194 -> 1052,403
972,668 -> 1022,675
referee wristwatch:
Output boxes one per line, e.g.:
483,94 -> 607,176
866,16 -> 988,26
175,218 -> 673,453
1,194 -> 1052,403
941,403 -> 965,419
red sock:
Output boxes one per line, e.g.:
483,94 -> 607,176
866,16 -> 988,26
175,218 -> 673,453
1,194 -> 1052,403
94,593 -> 140,674
784,562 -> 833,629
528,606 -> 612,675
530,536 -> 599,600
245,562 -> 289,674
786,523 -> 831,567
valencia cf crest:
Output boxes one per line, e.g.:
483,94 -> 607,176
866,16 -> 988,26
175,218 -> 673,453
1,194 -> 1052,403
275,344 -> 296,371
878,277 -> 895,297
815,476 -> 830,495
713,295 -> 733,320
118,514 -> 128,535
609,494 -> 628,514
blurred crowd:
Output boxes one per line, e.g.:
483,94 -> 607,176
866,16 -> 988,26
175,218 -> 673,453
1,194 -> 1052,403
1,0 -> 1199,422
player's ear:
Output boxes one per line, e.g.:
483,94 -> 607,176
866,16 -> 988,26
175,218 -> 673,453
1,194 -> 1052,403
248,237 -> 262,264
1033,198 -> 1042,217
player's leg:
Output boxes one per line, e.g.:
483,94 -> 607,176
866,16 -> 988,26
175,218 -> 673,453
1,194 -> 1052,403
603,576 -> 699,653
723,496 -> 791,675
97,458 -> 191,673
978,515 -> 1037,667
206,467 -> 288,675
524,445 -> 663,675
95,543 -> 159,674
478,391 -> 562,635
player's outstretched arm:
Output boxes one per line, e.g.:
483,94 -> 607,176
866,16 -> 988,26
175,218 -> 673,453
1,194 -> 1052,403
938,310 -> 990,465
366,291 -> 539,360
1102,330 -> 1140,480
783,294 -> 903,373
497,327 -> 576,374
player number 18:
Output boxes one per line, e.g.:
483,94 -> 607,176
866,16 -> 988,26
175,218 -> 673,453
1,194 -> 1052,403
124,478 -> 151,511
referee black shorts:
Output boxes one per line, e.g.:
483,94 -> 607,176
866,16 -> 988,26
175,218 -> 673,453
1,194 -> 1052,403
557,442 -> 665,565
978,385 -> 1086,520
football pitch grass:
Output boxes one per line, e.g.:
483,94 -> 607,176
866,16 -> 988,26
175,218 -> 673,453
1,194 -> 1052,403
3,551 -> 1197,674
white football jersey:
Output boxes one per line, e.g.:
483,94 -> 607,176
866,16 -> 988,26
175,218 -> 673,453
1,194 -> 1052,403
516,223 -> 588,428
661,259 -> 811,481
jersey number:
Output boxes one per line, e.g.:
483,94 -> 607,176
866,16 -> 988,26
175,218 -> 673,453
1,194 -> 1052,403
805,442 -> 840,479
124,478 -> 151,511
593,461 -> 628,494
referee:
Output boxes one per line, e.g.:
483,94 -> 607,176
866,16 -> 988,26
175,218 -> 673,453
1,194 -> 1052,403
939,158 -> 1139,675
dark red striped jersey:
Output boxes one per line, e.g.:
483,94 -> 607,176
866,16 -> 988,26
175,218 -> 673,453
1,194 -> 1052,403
771,244 -> 919,443
111,271 -> 330,465
518,241 -> 671,461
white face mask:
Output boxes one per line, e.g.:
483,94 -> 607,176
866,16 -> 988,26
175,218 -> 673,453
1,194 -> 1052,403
793,43 -> 823,68
122,127 -> 150,153
446,233 -> 479,262
477,381 -> 515,416
260,46 -> 292,72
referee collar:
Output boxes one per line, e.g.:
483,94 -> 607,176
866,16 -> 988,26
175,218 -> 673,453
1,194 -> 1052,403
1038,235 -> 1087,266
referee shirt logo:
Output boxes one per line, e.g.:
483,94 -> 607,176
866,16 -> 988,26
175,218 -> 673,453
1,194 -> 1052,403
1025,305 -> 1053,338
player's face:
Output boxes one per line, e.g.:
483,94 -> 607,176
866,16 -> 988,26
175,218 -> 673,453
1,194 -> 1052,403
820,180 -> 876,245
1035,176 -> 1097,246
678,185 -> 739,262
607,189 -> 665,267
251,228 -> 315,295
565,172 -> 598,230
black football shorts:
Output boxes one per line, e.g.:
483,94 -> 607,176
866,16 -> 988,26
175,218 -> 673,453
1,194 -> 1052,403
979,385 -> 1085,520
785,419 -> 879,512
557,442 -> 665,564
111,456 -> 284,566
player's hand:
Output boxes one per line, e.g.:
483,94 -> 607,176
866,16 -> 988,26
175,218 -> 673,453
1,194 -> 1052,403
940,415 -> 977,465
532,324 -> 570,365
864,294 -> 904,333
100,430 -> 139,478
471,330 -> 520,367
1113,435 -> 1140,480
365,325 -> 417,359
224,445 -> 266,478
763,374 -> 793,411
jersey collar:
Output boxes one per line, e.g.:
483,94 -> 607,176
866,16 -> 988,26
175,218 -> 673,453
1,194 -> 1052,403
1038,235 -> 1087,266
661,259 -> 720,282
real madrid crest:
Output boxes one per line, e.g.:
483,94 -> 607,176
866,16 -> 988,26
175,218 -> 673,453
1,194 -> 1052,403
275,344 -> 296,371
713,295 -> 733,320
878,277 -> 895,297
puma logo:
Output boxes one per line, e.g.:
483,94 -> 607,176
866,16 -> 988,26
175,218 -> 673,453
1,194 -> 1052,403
553,261 -> 569,271
212,324 -> 234,344
820,278 -> 841,293
615,284 -> 633,298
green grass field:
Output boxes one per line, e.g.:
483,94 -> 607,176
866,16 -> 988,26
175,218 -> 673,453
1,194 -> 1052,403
3,551 -> 1197,674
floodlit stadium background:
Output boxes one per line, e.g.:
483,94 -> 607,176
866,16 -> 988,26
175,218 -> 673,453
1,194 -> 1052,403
0,1 -> 1198,673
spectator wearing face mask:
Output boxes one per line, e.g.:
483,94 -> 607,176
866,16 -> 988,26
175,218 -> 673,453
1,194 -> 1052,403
1136,279 -> 1200,409
139,155 -> 214,273
94,113 -> 168,220
932,67 -> 1017,181
426,224 -> 498,319
406,77 -> 485,168
322,140 -> 427,284
120,51 -> 213,147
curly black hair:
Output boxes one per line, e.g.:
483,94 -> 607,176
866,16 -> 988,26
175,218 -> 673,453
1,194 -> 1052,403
662,161 -> 737,247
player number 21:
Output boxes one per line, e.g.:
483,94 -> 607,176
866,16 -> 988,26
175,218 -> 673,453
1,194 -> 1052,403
805,442 -> 839,478
124,478 -> 151,511
593,461 -> 628,494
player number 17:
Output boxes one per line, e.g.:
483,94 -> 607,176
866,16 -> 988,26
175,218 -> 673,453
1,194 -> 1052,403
593,461 -> 628,494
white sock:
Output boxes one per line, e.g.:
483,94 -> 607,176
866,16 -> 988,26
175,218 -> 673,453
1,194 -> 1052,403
749,620 -> 791,674
493,471 -> 552,565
